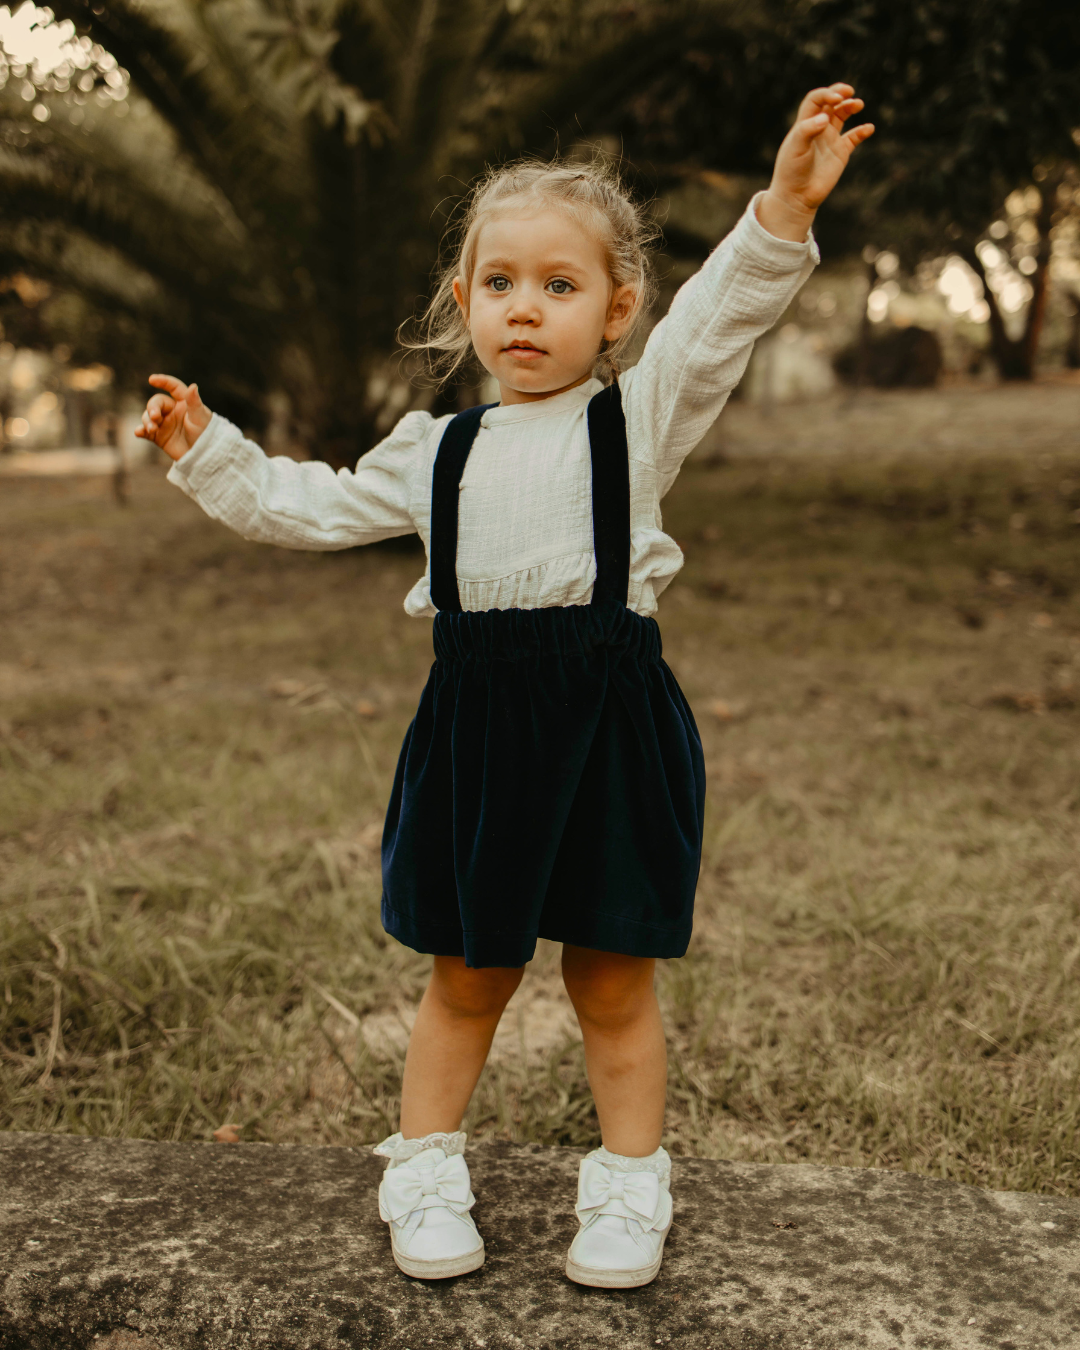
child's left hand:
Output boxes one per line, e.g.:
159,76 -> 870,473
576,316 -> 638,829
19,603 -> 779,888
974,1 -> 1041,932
758,84 -> 875,241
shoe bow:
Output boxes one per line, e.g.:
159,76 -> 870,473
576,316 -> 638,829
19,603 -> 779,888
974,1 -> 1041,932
575,1157 -> 670,1231
379,1153 -> 475,1223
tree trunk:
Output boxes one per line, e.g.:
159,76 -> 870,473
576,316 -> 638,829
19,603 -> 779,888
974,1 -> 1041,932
963,173 -> 1061,382
1065,293 -> 1080,370
848,253 -> 878,397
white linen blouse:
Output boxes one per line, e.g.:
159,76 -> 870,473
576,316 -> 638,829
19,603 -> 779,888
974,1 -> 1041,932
168,194 -> 818,618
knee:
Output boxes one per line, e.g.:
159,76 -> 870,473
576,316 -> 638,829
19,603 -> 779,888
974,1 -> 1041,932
429,959 -> 523,1020
562,953 -> 655,1033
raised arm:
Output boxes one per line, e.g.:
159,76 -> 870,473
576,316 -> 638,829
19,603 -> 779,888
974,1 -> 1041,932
622,202 -> 819,490
623,83 -> 873,490
140,375 -> 426,550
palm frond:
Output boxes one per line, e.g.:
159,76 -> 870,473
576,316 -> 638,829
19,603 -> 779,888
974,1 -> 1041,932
48,0 -> 310,222
1,0 -> 778,453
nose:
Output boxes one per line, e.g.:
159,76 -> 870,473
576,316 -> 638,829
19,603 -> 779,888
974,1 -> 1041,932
506,285 -> 542,325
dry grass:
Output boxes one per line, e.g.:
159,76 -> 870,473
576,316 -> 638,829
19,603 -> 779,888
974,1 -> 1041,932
2,383 -> 1079,1195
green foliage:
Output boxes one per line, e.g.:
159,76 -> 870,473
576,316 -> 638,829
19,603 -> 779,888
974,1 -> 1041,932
800,0 -> 1080,257
1,1 -> 1077,429
0,0 -> 726,454
612,1 -> 1080,262
609,1 -> 1080,380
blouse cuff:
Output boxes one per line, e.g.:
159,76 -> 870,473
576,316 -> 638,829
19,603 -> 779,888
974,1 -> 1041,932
166,412 -> 241,495
732,191 -> 821,272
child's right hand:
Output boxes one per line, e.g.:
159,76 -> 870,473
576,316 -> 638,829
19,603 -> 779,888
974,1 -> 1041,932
134,374 -> 213,462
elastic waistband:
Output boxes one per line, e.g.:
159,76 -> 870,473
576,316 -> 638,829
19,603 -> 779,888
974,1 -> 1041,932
433,601 -> 662,664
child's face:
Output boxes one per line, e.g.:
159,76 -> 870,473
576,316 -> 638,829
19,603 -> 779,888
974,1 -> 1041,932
453,206 -> 636,405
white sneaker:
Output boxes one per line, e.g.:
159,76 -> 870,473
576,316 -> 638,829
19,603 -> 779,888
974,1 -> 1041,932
374,1133 -> 485,1280
565,1150 -> 673,1288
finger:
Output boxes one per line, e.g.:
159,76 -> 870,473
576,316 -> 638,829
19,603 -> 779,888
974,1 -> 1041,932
146,402 -> 179,440
843,123 -> 875,150
148,373 -> 190,399
796,86 -> 845,121
828,82 -> 855,97
161,405 -> 184,434
793,111 -> 831,148
832,98 -> 865,122
147,393 -> 176,420
186,382 -> 205,411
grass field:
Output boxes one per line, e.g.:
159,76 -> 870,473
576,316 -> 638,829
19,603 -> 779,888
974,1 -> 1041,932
2,383 -> 1079,1196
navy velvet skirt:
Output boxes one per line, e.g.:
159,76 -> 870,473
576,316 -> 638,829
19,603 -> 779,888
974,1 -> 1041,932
381,599 -> 705,968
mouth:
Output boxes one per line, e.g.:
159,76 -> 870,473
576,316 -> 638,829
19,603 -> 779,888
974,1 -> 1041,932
503,340 -> 546,358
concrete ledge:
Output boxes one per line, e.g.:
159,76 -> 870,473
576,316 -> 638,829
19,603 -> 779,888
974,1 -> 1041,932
0,1132 -> 1076,1349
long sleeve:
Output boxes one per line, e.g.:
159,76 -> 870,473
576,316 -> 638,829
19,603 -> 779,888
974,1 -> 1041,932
166,409 -> 432,550
622,192 -> 819,494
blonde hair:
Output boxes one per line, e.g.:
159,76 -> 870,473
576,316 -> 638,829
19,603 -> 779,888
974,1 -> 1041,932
403,155 -> 659,387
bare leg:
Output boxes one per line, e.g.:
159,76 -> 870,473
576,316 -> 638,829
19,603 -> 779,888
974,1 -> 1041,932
399,955 -> 524,1137
561,945 -> 666,1157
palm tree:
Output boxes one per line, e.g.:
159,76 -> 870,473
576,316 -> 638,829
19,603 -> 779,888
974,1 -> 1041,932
0,0 -> 752,461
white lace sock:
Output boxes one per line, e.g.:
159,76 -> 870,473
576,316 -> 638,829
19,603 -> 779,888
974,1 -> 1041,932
588,1144 -> 671,1182
373,1131 -> 467,1169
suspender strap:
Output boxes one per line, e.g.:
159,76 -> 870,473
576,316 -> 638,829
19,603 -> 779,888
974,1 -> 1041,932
428,384 -> 630,613
429,404 -> 492,613
586,382 -> 631,607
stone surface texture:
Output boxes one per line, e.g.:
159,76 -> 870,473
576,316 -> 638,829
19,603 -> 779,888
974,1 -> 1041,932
0,1132 -> 1076,1350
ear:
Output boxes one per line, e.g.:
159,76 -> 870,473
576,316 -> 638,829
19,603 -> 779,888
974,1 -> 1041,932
452,276 -> 468,318
603,285 -> 638,343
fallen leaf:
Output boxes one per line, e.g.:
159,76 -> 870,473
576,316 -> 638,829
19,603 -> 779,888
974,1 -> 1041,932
268,678 -> 307,698
213,1124 -> 241,1144
708,698 -> 750,723
358,821 -> 383,849
772,1220 -> 798,1230
986,689 -> 1046,715
703,579 -> 745,601
876,692 -> 913,718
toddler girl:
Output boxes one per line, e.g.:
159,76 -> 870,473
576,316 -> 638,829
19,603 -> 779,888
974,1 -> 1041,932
138,84 -> 871,1288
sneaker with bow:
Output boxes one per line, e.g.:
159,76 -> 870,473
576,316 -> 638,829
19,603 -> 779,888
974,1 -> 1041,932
565,1149 -> 673,1288
374,1132 -> 485,1279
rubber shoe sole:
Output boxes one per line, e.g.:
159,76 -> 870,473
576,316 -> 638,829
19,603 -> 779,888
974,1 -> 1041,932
390,1233 -> 485,1280
565,1238 -> 666,1289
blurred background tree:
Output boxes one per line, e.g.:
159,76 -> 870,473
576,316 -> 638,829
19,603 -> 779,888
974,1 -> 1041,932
609,0 -> 1080,381
0,0 -> 1078,459
0,0 -> 756,459
807,0 -> 1080,382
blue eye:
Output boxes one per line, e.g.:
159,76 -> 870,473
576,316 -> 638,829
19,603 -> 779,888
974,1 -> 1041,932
548,278 -> 573,295
489,276 -> 510,292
